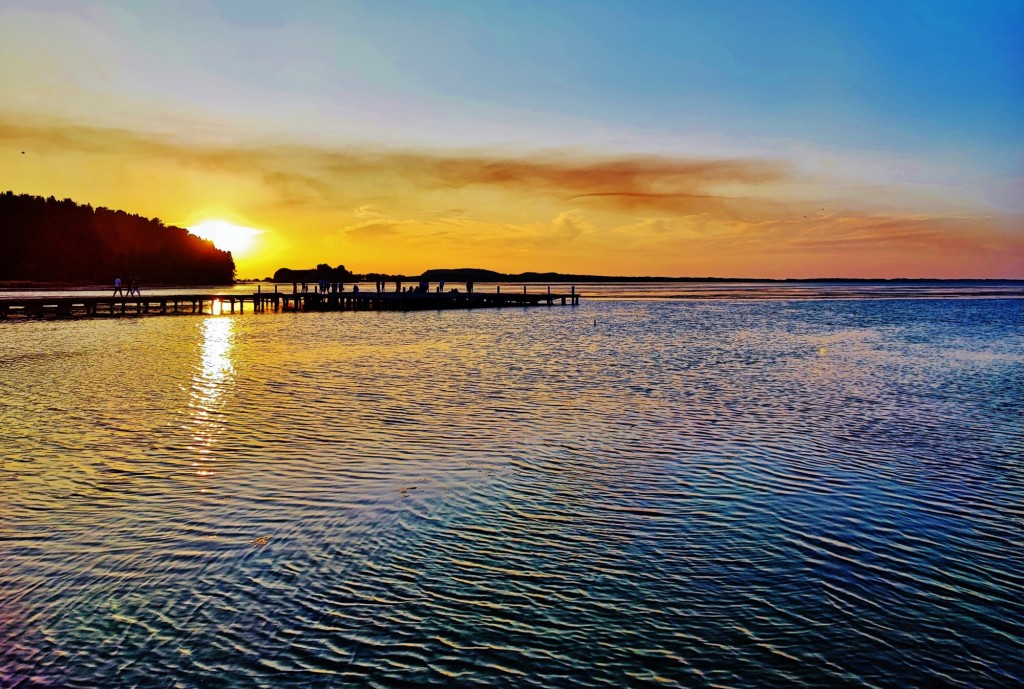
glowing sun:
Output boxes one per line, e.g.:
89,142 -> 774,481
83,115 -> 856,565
187,220 -> 263,256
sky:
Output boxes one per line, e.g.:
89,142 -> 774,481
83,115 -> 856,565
1,0 -> 1021,279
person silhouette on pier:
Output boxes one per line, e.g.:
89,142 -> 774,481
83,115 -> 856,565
113,277 -> 123,297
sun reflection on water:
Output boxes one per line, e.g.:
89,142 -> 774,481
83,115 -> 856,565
188,317 -> 235,479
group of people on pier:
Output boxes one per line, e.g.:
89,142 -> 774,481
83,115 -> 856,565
291,280 -> 358,294
113,277 -> 141,297
369,280 -> 475,294
112,276 -> 482,299
108,276 -> 487,300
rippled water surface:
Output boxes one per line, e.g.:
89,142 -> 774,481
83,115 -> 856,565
2,296 -> 1022,688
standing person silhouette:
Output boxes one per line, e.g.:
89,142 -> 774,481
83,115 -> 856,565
113,277 -> 123,297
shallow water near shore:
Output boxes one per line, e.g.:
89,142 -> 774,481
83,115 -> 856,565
2,294 -> 1022,688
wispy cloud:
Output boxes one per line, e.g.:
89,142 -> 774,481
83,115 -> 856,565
3,116 -> 1020,277
0,118 -> 787,213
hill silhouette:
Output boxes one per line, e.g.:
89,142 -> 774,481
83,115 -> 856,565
414,268 -> 1011,284
0,191 -> 235,285
273,264 -> 354,285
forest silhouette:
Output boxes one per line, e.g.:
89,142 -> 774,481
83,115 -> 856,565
0,191 -> 235,285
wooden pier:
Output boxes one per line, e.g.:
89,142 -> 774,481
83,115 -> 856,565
0,286 -> 581,320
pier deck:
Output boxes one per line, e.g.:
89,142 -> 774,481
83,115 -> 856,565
0,288 -> 581,319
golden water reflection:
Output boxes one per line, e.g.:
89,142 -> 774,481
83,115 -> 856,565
188,317 -> 235,480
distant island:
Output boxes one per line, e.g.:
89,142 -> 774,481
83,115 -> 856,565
354,268 -> 1016,284
0,191 -> 235,286
273,264 -> 354,285
253,265 -> 1020,284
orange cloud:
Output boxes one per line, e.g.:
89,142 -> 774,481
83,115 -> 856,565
0,117 -> 785,211
2,116 -> 1020,278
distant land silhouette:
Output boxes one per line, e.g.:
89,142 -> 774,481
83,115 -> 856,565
0,191 -> 235,285
253,265 -> 1022,284
273,264 -> 354,285
360,268 -> 1018,284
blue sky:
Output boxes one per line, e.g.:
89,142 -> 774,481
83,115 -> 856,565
200,0 -> 1023,157
1,0 -> 1021,277
7,0 -> 1020,152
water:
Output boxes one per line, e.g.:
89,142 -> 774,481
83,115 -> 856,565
1,290 -> 1022,688
3,278 -> 1023,302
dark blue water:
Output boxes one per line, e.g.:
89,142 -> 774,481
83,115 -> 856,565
1,296 -> 1021,688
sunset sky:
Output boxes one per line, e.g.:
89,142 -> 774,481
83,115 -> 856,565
1,0 -> 1021,279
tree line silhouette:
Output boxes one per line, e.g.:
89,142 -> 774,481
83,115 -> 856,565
0,191 -> 235,284
273,264 -> 354,285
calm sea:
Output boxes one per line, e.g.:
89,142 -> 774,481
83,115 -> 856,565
1,283 -> 1022,688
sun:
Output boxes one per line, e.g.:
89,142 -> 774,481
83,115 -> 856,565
187,220 -> 263,256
